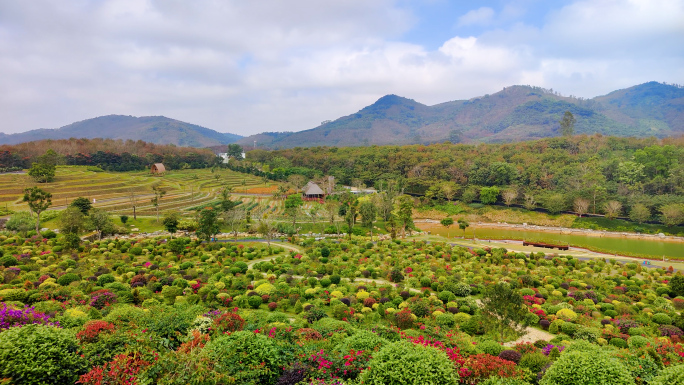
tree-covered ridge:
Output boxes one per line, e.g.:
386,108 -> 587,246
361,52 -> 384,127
244,135 -> 684,223
236,82 -> 684,148
0,138 -> 220,172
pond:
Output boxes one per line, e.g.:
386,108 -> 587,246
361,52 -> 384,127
419,225 -> 684,259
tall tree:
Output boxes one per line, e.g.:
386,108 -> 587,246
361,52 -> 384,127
440,217 -> 454,238
573,198 -> 590,217
162,212 -> 180,234
359,201 -> 377,240
22,187 -> 52,233
559,111 -> 576,136
88,209 -> 113,240
227,144 -> 243,160
604,200 -> 623,220
128,187 -> 139,220
222,206 -> 246,239
284,194 -> 304,235
151,186 -> 166,222
257,219 -> 277,248
394,194 -> 414,239
481,282 -> 529,344
307,202 -> 322,234
287,174 -> 306,193
196,207 -> 220,241
458,219 -> 469,238
219,186 -> 236,212
69,197 -> 92,215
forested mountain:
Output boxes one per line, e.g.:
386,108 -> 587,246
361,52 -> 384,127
236,82 -> 684,148
0,115 -> 242,147
236,135 -> 684,223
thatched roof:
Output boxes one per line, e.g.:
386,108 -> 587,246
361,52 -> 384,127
151,163 -> 166,173
303,182 -> 324,196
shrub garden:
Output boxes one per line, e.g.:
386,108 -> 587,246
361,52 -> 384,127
0,232 -> 683,384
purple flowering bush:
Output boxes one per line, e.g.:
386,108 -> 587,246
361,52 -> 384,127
0,302 -> 59,330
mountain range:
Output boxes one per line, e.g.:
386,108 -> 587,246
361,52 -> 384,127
234,81 -> 684,148
1,82 -> 682,149
0,115 -> 242,147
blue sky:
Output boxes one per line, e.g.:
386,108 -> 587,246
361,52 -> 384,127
0,0 -> 682,136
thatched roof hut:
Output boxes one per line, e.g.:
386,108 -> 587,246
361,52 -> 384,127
303,181 -> 325,199
151,163 -> 166,174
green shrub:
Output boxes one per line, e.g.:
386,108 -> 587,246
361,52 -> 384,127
204,330 -> 281,385
518,352 -> 550,375
609,338 -> 628,348
0,324 -> 88,384
0,255 -> 18,267
651,313 -> 672,325
335,330 -> 389,352
649,364 -> 684,385
540,350 -> 634,385
97,274 -> 115,286
628,336 -> 649,349
478,340 -> 505,356
359,340 -> 459,385
129,246 -> 143,255
56,273 -> 81,286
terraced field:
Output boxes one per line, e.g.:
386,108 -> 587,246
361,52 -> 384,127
0,166 -> 276,216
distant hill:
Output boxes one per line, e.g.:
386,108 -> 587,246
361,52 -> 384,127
0,115 -> 242,147
236,82 -> 684,148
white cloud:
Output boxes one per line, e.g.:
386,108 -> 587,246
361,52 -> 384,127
457,7 -> 495,27
0,0 -> 682,136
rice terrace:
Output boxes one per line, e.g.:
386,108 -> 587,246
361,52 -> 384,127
2,2 -> 684,385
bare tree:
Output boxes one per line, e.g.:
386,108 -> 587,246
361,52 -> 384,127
223,206 -> 246,239
523,193 -> 536,210
502,189 -> 518,207
128,187 -> 139,220
604,200 -> 623,220
307,202 -> 322,234
573,198 -> 590,217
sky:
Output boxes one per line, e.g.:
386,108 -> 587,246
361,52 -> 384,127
0,0 -> 683,136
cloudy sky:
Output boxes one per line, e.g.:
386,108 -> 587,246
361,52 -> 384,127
1,0 -> 683,136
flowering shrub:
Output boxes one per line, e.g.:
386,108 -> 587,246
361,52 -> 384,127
77,320 -> 116,343
212,311 -> 245,334
395,308 -> 414,329
463,354 -> 525,384
654,340 -> 684,366
0,302 -> 59,330
89,289 -> 117,310
659,325 -> 684,338
77,352 -> 152,385
542,344 -> 565,356
177,330 -> 211,354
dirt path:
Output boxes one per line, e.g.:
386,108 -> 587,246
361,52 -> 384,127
504,327 -> 555,346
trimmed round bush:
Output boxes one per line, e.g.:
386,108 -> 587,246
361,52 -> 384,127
499,349 -> 522,364
204,330 -> 281,385
96,274 -> 115,286
0,324 -> 88,384
359,340 -> 459,385
57,273 -> 81,286
627,335 -> 649,349
479,340 -> 505,356
334,330 -> 389,352
609,338 -> 628,348
649,364 -> 684,385
539,350 -> 634,385
652,313 -> 672,325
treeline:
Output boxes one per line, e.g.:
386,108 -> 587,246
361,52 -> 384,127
0,138 -> 219,171
243,134 -> 684,223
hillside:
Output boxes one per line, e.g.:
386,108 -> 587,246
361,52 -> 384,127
236,82 -> 684,148
0,115 -> 242,147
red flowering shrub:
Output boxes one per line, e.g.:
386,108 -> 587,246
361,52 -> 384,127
177,330 -> 210,353
296,328 -> 323,341
363,297 -> 377,308
395,309 -> 414,329
655,340 -> 684,366
77,352 -> 152,385
212,312 -> 245,334
462,354 -> 525,384
268,302 -> 278,311
513,342 -> 539,355
77,320 -> 116,343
